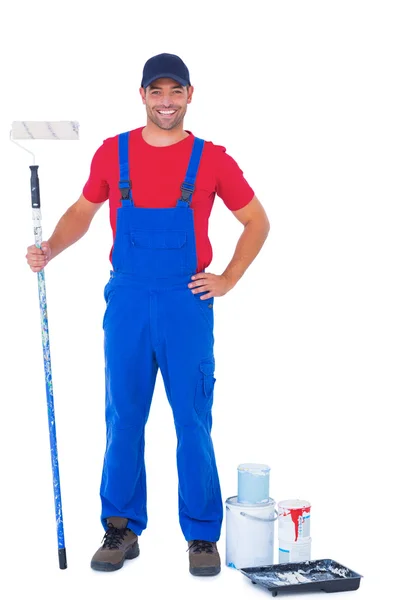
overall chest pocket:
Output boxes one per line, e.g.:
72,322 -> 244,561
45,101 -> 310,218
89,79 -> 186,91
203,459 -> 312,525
131,230 -> 186,249
129,230 -> 188,276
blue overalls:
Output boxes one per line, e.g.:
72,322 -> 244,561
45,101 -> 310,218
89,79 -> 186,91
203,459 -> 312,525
100,132 -> 223,542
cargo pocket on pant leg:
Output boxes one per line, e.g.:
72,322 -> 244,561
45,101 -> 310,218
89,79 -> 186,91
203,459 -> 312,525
194,359 -> 216,416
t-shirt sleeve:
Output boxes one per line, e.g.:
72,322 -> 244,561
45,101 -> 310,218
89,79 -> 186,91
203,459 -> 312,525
82,142 -> 110,203
214,145 -> 255,211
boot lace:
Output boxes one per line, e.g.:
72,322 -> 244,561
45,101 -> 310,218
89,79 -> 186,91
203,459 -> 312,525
102,525 -> 128,550
188,540 -> 214,553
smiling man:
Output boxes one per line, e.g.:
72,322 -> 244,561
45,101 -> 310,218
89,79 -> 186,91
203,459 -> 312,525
145,83 -> 187,130
26,53 -> 270,576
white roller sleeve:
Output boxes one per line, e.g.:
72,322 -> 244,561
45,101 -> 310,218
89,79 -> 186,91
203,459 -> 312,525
11,121 -> 79,140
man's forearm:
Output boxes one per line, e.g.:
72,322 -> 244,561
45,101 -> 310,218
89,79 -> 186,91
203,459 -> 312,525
222,219 -> 270,288
48,203 -> 92,259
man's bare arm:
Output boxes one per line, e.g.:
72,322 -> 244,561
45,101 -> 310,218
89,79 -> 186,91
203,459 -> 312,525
221,195 -> 270,288
26,194 -> 105,272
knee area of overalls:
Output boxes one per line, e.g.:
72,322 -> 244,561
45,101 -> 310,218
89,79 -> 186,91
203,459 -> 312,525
105,406 -> 147,433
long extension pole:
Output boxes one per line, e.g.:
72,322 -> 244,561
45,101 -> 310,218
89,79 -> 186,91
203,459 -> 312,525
30,164 -> 67,570
11,121 -> 79,569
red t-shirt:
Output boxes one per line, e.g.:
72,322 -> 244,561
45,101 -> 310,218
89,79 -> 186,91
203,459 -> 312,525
83,126 -> 254,272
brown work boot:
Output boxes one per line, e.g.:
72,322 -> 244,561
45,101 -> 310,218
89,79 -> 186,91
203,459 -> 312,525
91,517 -> 139,571
188,540 -> 221,576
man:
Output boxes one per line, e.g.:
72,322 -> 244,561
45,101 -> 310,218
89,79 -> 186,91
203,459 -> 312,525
26,53 -> 270,576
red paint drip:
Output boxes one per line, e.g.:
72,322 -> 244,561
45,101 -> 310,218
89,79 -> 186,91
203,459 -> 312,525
283,506 -> 311,541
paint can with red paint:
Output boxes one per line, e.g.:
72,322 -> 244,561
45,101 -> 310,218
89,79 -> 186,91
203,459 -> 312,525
277,499 -> 311,542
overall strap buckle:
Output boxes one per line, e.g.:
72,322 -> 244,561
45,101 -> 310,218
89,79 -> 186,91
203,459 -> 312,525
119,179 -> 132,201
180,182 -> 195,203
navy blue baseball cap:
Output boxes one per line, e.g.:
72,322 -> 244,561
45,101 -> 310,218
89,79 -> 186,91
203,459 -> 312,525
141,53 -> 191,88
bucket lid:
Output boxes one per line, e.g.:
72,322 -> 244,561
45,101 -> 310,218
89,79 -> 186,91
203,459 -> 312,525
237,463 -> 270,474
278,499 -> 311,509
226,495 -> 275,509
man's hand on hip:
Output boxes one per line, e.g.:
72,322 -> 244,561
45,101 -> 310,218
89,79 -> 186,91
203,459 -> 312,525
188,272 -> 234,300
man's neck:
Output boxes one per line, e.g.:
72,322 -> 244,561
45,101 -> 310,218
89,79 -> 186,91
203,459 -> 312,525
142,122 -> 189,147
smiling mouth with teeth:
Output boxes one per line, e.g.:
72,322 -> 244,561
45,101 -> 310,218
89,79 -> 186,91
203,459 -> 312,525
157,110 -> 177,116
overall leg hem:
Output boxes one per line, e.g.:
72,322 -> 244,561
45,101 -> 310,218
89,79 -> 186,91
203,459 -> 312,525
101,515 -> 143,536
182,520 -> 222,543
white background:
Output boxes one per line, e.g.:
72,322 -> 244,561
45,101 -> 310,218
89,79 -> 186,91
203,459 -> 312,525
1,1 -> 399,598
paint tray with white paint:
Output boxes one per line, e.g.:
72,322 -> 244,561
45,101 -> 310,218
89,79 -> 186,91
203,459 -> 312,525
240,559 -> 362,596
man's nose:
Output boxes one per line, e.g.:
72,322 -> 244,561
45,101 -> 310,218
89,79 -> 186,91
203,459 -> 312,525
160,95 -> 172,107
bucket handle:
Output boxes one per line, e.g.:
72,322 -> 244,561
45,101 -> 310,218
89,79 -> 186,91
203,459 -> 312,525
239,509 -> 278,523
226,506 -> 278,522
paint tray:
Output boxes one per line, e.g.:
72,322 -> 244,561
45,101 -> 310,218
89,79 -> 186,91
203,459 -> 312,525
240,559 -> 362,596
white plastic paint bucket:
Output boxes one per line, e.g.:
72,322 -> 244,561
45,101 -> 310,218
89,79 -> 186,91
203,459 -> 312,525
278,499 -> 311,542
237,463 -> 270,504
278,537 -> 312,563
225,495 -> 277,569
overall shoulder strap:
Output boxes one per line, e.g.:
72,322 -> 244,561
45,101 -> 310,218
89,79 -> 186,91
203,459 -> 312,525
118,131 -> 134,205
177,137 -> 205,207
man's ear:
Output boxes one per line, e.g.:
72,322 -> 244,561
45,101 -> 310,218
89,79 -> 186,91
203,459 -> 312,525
187,85 -> 194,104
